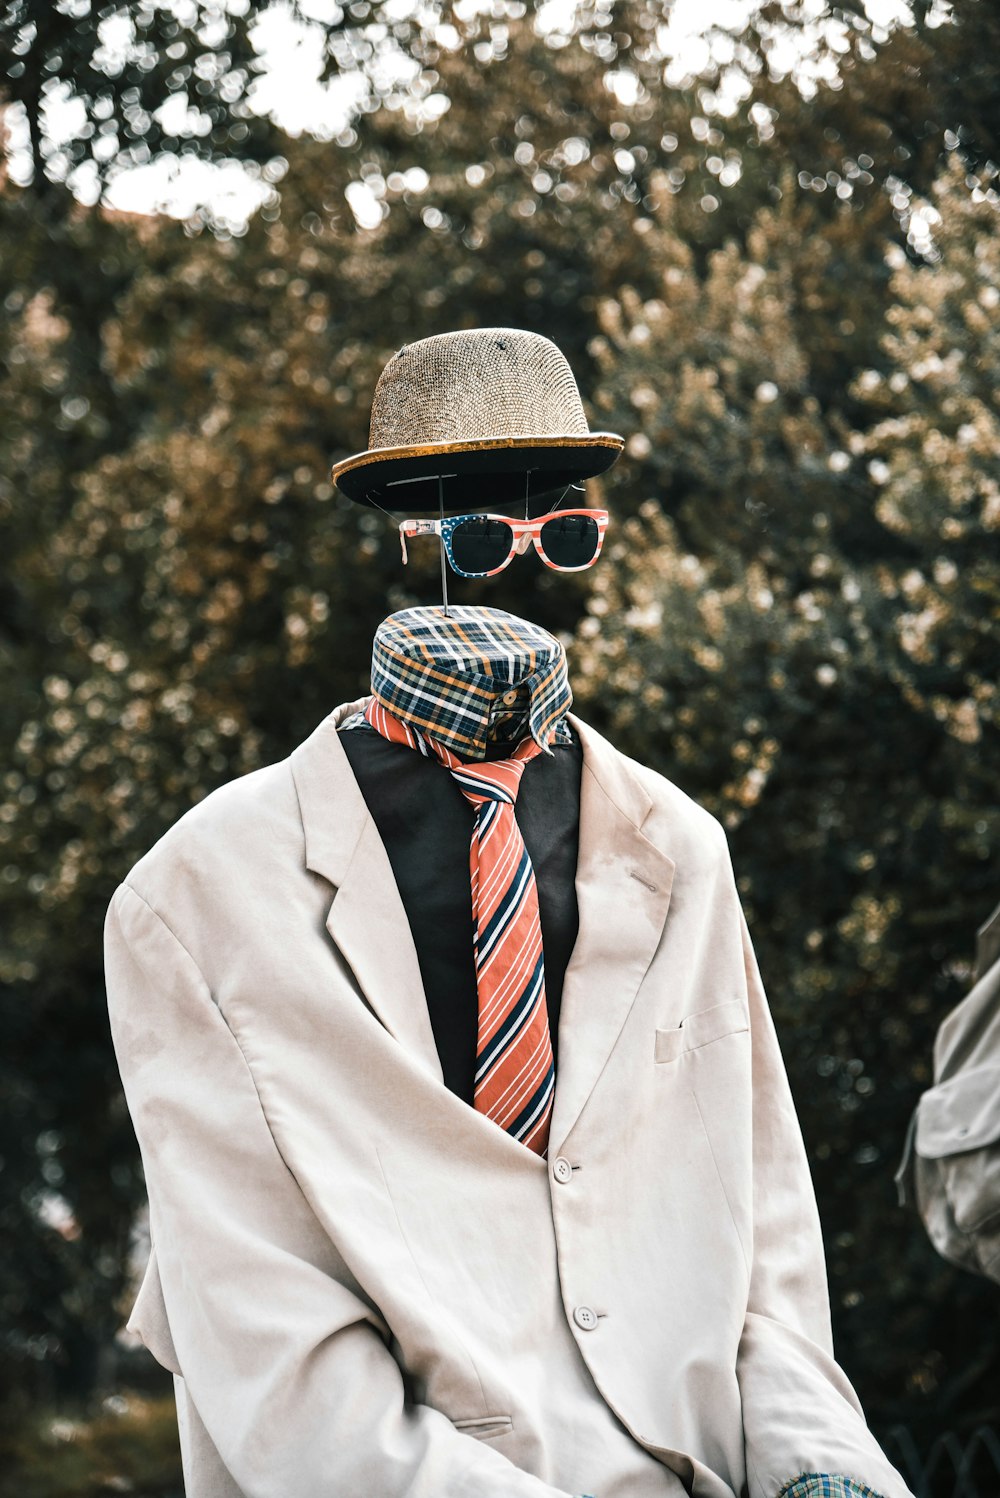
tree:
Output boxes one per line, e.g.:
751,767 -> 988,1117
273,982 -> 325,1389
2,1 -> 275,211
3,0 -> 999,1466
571,154 -> 1000,1442
1,0 -> 462,213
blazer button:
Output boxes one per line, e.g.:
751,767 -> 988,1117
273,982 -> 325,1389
552,1156 -> 573,1184
573,1305 -> 598,1331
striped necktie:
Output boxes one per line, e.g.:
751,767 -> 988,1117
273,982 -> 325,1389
364,698 -> 555,1156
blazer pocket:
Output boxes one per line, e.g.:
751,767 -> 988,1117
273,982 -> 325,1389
452,1415 -> 513,1441
655,999 -> 749,1064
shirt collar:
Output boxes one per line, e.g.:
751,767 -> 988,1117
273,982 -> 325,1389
363,605 -> 573,759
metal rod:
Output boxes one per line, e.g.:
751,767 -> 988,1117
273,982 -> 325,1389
385,471 -> 458,487
438,475 -> 450,616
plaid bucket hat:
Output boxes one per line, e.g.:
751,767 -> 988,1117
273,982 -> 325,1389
331,328 -> 624,512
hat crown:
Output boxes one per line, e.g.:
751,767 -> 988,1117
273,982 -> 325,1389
369,328 -> 590,450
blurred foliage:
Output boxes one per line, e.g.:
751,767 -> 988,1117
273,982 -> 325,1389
2,0 -> 279,211
1,0 -> 999,1483
574,153 -> 999,1426
1,0 -> 452,212
0,1393 -> 181,1498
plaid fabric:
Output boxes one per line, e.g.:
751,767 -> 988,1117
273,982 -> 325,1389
779,1477 -> 885,1498
342,605 -> 573,757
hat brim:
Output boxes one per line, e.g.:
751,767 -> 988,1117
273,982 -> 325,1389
331,433 -> 624,511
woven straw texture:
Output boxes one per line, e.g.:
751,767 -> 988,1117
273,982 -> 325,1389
368,329 -> 591,449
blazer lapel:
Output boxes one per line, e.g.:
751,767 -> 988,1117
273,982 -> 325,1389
290,700 -> 443,1083
550,715 -> 675,1147
289,700 -> 674,1115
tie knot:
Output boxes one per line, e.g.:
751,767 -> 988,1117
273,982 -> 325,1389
451,756 -> 529,809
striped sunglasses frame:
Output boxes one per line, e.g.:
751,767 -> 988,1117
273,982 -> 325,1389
398,509 -> 609,578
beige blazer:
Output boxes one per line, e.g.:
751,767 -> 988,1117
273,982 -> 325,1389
105,702 -> 913,1498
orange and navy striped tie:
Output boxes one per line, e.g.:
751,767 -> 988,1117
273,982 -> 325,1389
364,698 -> 555,1156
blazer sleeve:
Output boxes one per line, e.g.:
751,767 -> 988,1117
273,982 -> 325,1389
105,881 -> 576,1498
734,906 -> 914,1498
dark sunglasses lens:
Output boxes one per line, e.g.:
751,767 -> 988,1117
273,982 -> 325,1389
539,515 -> 600,569
450,518 -> 514,574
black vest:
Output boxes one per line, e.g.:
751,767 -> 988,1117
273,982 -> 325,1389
339,729 -> 582,1105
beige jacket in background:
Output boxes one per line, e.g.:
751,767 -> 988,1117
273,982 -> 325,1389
105,701 -> 913,1498
896,900 -> 1000,1282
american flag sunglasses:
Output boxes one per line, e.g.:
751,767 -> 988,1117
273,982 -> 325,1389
399,509 -> 609,578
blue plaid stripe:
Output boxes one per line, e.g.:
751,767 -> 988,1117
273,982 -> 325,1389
343,606 -> 573,756
779,1477 -> 885,1498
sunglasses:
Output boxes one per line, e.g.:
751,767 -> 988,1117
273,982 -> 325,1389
398,509 -> 609,578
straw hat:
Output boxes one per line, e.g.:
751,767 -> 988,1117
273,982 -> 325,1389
331,328 -> 624,511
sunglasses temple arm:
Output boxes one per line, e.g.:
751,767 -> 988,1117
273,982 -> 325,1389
399,528 -> 410,564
